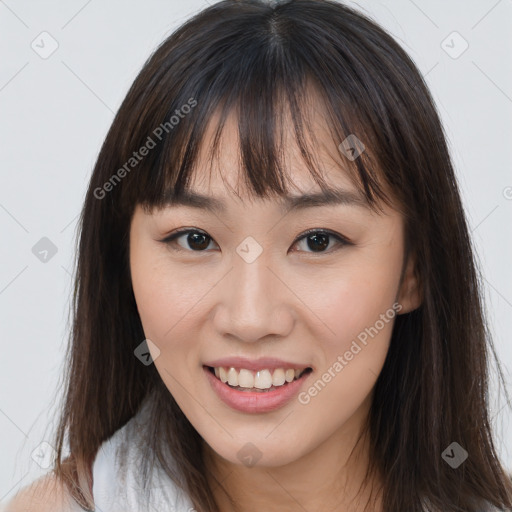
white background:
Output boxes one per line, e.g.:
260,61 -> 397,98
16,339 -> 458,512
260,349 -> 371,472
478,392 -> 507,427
1,0 -> 511,503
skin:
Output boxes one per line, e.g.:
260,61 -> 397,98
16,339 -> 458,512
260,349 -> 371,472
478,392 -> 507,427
129,102 -> 421,511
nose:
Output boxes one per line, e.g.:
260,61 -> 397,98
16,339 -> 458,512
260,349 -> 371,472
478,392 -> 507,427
212,252 -> 294,343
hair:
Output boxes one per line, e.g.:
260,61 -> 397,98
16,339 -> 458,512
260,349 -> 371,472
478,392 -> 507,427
47,0 -> 512,511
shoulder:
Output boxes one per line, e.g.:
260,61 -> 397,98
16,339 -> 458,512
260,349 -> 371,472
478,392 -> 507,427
1,473 -> 84,512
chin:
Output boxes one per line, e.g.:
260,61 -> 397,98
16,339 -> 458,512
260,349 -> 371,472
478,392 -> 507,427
203,432 -> 309,469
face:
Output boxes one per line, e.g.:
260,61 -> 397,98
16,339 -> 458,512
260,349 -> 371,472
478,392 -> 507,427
129,108 -> 420,470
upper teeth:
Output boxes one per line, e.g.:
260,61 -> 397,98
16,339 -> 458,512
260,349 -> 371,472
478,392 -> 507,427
213,367 -> 305,389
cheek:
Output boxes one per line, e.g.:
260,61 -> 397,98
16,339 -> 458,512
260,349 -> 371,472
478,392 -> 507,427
131,265 -> 174,341
129,255 -> 201,399
301,247 -> 402,347
295,268 -> 400,438
311,282 -> 395,403
130,257 -> 205,401
294,244 -> 403,422
131,249 -> 206,342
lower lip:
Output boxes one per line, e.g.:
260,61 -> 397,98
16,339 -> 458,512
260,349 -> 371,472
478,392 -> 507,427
203,366 -> 311,414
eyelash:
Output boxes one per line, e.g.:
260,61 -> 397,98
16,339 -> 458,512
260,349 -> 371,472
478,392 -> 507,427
159,228 -> 352,255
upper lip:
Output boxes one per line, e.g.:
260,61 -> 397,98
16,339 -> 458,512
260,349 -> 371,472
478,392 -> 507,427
203,356 -> 312,372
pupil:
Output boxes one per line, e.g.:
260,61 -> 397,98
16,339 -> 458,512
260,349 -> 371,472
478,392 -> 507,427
188,233 -> 209,250
308,233 -> 329,252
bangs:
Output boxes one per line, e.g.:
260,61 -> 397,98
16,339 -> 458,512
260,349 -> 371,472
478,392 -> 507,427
115,1 -> 416,218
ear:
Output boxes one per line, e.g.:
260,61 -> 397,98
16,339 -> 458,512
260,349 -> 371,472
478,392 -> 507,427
396,253 -> 422,314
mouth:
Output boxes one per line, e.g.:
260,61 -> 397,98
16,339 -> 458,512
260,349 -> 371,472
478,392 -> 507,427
205,365 -> 313,392
202,364 -> 313,413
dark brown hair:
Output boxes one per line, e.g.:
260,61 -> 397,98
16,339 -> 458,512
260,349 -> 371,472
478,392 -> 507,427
48,0 -> 512,511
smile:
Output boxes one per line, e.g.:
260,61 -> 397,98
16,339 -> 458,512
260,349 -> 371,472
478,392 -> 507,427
210,366 -> 311,391
203,365 -> 313,413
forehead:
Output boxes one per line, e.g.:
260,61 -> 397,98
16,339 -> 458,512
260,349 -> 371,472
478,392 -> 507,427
187,99 -> 359,203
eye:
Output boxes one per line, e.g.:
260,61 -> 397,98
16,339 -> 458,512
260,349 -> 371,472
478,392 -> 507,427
291,229 -> 350,254
160,228 -> 351,254
161,228 -> 217,252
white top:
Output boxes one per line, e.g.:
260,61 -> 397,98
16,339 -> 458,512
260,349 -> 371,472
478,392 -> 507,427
91,396 -> 195,512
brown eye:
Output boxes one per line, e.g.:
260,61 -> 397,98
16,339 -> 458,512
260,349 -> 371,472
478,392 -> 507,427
305,232 -> 330,252
161,228 -> 350,255
292,229 -> 350,254
183,232 -> 211,250
162,229 -> 217,252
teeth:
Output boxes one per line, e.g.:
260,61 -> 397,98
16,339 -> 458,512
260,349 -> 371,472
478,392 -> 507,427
254,369 -> 272,389
238,369 -> 254,388
227,367 -> 238,386
272,368 -> 286,386
211,366 -> 308,389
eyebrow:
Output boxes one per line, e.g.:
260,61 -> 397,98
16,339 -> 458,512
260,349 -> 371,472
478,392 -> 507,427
162,188 -> 369,214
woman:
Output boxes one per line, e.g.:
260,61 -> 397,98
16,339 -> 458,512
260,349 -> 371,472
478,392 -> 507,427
5,0 -> 512,510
